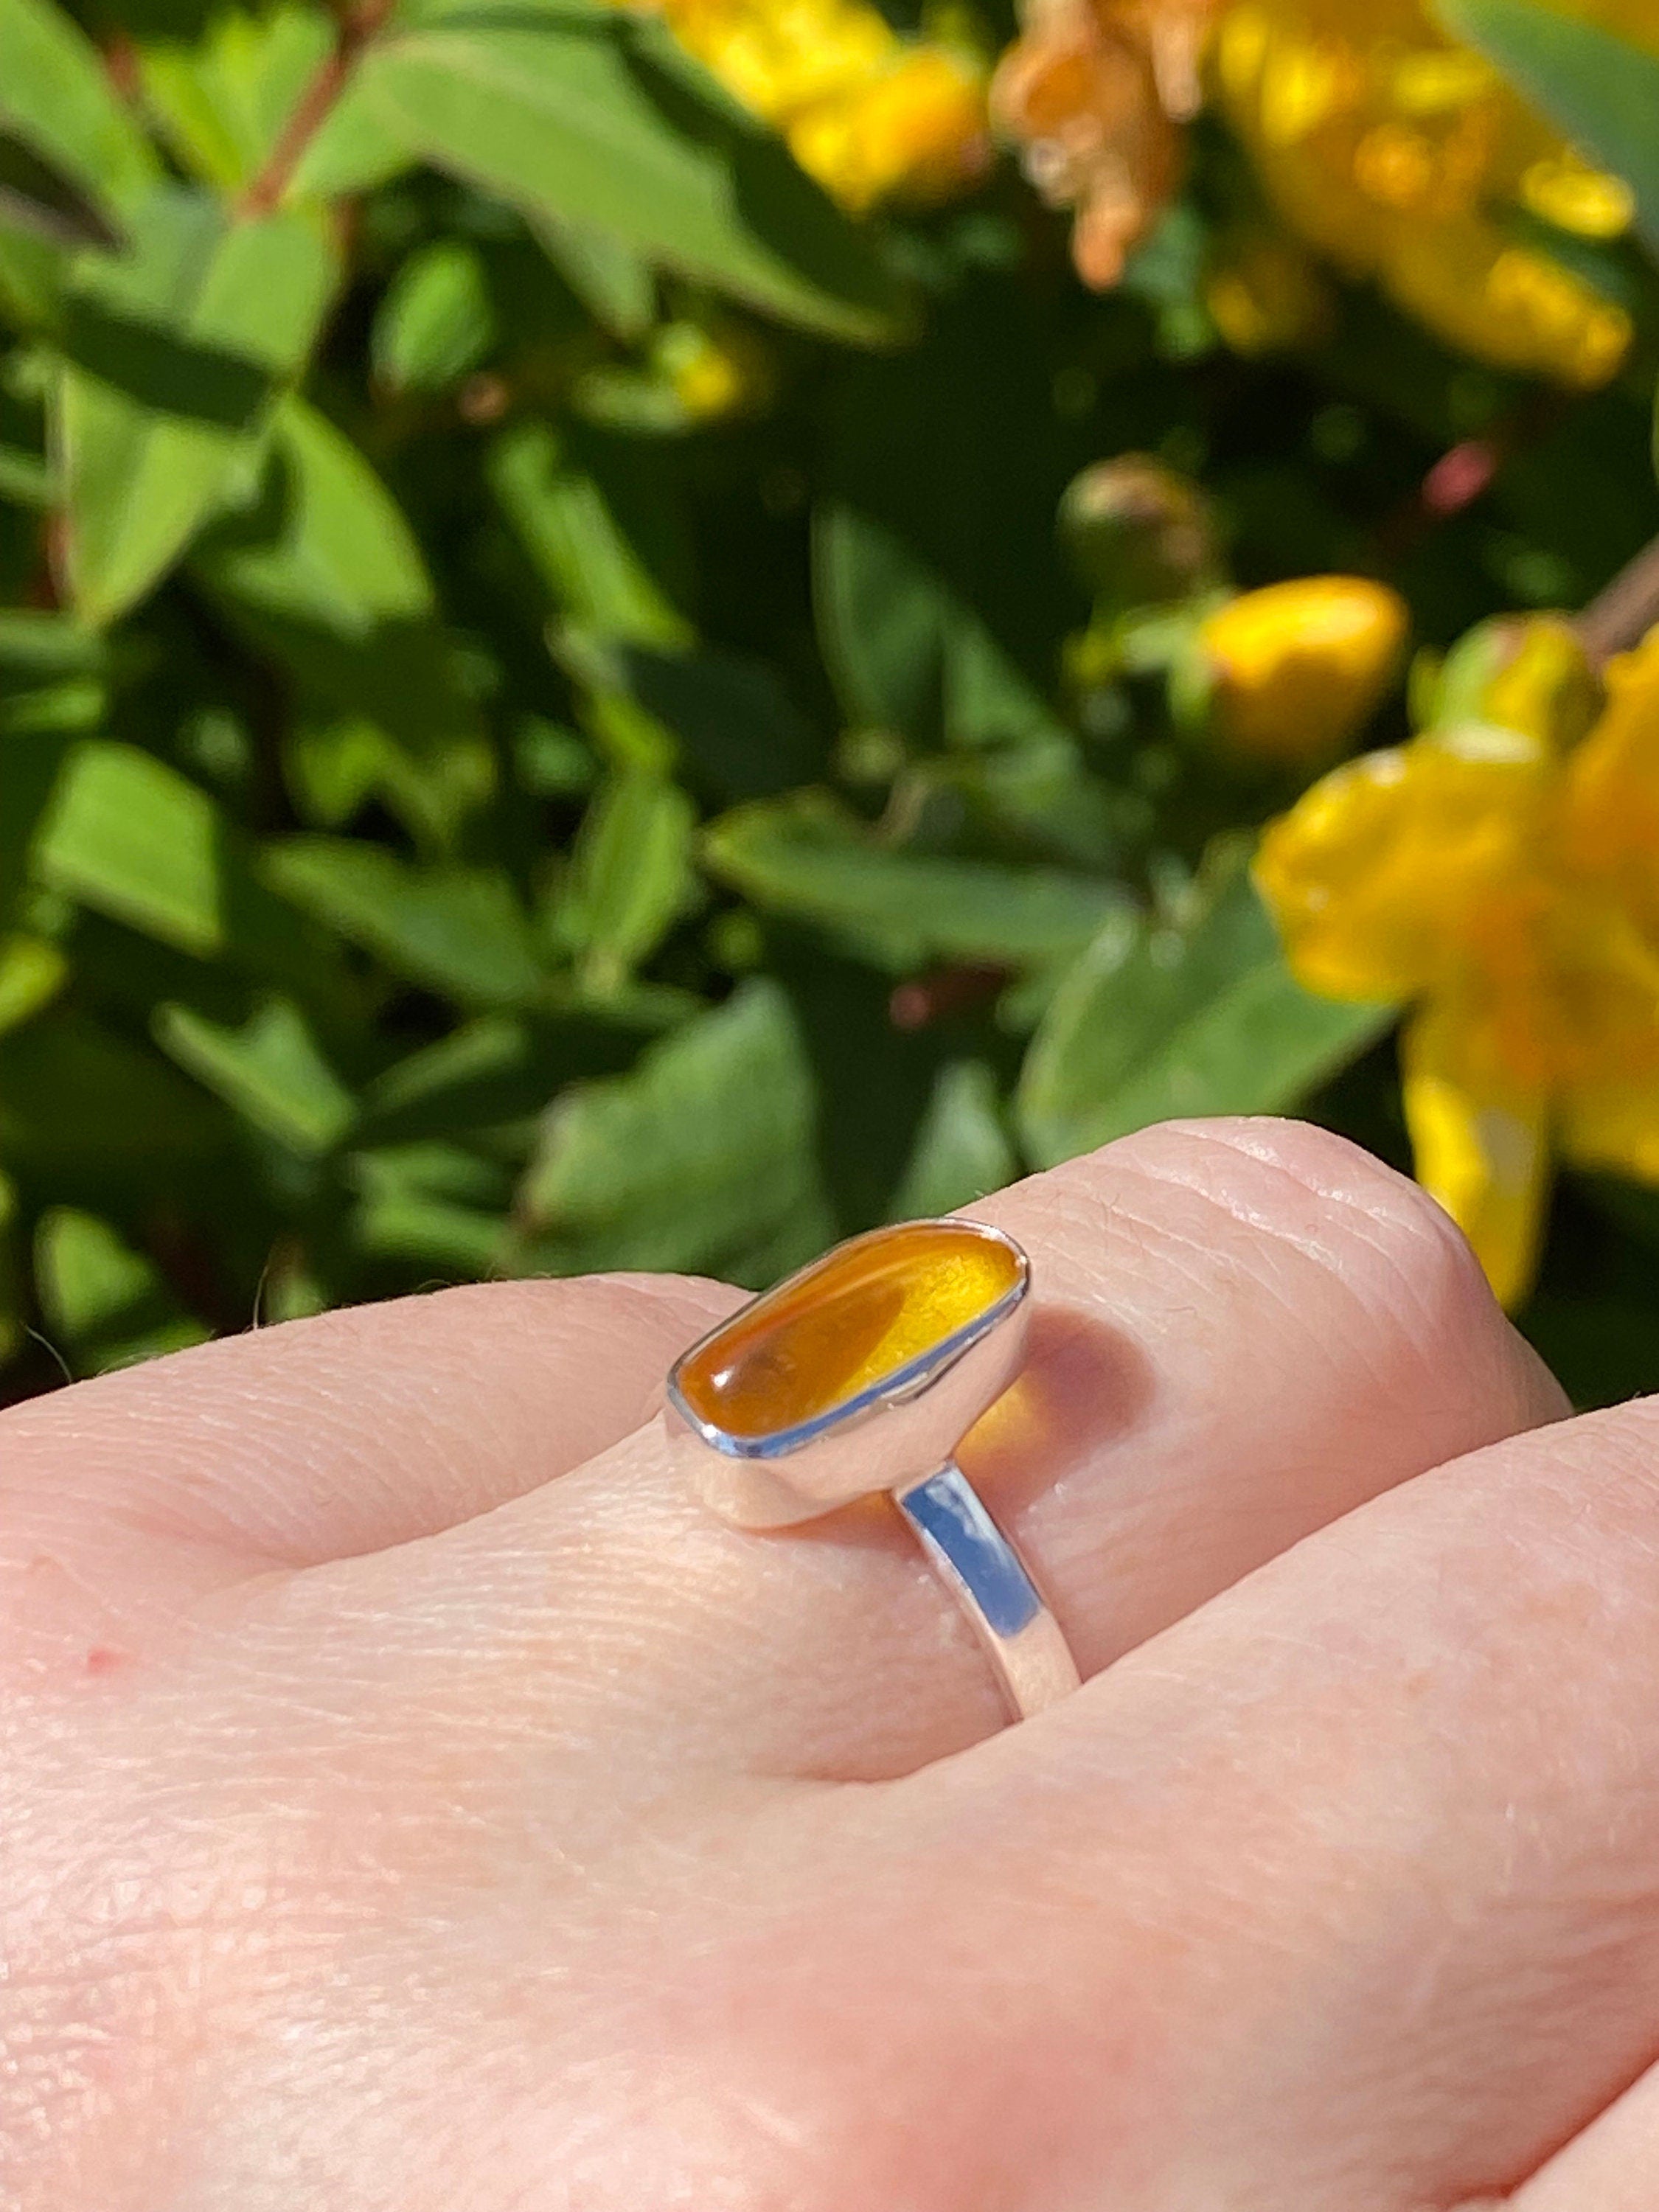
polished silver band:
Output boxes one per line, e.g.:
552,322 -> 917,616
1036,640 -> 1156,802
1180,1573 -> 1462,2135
894,1462 -> 1081,1720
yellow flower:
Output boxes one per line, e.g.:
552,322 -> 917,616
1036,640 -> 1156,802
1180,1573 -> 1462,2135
1199,575 -> 1408,764
1214,0 -> 1634,386
1255,616 -> 1659,1307
630,0 -> 990,212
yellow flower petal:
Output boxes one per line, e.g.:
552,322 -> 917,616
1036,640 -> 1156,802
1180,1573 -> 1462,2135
629,0 -> 987,211
1253,722 -> 1554,1001
1402,995 -> 1551,1309
1214,0 -> 1634,386
1565,623 -> 1659,934
1519,155 -> 1635,240
1560,1075 -> 1659,1186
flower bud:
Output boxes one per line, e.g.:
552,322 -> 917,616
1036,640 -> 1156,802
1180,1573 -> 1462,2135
1198,576 -> 1409,765
1421,613 -> 1602,752
1059,455 -> 1220,610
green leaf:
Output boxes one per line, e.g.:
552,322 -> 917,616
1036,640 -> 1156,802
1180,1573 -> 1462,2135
143,1 -> 408,205
0,931 -> 68,1033
371,238 -> 493,394
609,643 -> 822,798
554,769 -> 697,995
138,1 -> 333,192
534,215 -> 655,340
703,793 -> 1127,972
154,994 -> 357,1154
0,0 -> 159,227
35,1206 -> 209,1374
289,74 -> 415,200
192,396 -> 490,832
0,440 -> 53,504
360,1012 -> 643,1141
56,187 -> 336,625
263,836 -> 547,1006
888,1060 -> 1015,1220
0,226 -> 63,330
1438,0 -> 1659,254
515,977 -> 831,1281
348,1141 -> 510,1269
0,607 -> 104,681
358,0 -> 904,342
1016,866 -> 1395,1169
0,131 -> 123,251
816,504 -> 1068,752
487,417 -> 692,648
31,740 -> 225,954
30,740 -> 299,967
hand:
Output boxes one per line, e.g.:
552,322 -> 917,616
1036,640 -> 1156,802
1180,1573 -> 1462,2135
5,1118 -> 1655,2211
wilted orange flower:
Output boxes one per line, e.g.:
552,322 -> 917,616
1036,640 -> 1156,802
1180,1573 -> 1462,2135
993,0 -> 1217,285
1214,0 -> 1634,386
1256,617 -> 1659,1307
633,0 -> 990,212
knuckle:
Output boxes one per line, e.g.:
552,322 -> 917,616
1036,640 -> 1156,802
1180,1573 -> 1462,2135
1120,1114 -> 1499,1338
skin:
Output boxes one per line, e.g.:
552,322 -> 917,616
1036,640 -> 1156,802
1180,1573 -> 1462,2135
7,1114 -> 1659,2209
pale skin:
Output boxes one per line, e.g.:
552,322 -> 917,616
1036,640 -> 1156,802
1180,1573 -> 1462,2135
9,1117 -> 1659,2209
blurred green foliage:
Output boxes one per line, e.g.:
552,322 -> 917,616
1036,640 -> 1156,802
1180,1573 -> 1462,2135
3,0 -> 1658,1409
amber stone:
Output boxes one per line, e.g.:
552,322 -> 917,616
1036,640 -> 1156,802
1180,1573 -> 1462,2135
675,1221 -> 1022,1441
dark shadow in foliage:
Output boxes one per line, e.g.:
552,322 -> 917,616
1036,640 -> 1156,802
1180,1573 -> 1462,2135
192,437 -> 479,759
779,939 -> 968,1233
0,133 -> 122,252
613,18 -> 909,335
418,5 -> 906,336
0,1017 -> 229,1178
0,728 -> 73,916
619,643 -> 824,798
76,0 -> 218,41
62,296 -> 274,428
359,1012 -> 657,1145
818,267 -> 1093,747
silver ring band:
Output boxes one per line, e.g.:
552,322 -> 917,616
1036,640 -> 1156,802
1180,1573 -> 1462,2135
665,1217 -> 1082,1728
894,1461 -> 1081,1719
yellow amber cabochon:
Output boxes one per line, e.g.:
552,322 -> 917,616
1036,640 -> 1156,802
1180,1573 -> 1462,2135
675,1221 -> 1023,1441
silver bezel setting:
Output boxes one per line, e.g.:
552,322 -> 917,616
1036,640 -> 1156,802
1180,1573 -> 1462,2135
664,1219 -> 1032,1529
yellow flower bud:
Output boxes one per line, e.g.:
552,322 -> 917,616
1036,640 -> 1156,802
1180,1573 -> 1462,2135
655,321 -> 773,422
1199,576 -> 1409,765
1424,613 -> 1603,752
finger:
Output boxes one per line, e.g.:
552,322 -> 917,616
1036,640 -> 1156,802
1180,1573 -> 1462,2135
869,1391 -> 1659,2212
0,1273 -> 741,1631
277,1117 -> 1564,1786
1508,2060 -> 1659,2210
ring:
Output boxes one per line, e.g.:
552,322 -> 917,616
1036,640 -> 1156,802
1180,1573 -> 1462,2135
664,1220 -> 1081,1722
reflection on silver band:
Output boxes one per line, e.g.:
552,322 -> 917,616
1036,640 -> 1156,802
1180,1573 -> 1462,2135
895,1461 -> 1081,1721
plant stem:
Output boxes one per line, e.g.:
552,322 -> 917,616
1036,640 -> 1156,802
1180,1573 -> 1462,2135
237,0 -> 396,220
1577,533 -> 1659,667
